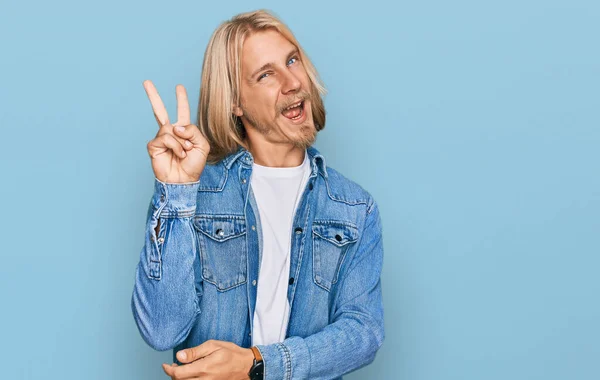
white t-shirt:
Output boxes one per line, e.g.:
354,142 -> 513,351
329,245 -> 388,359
250,150 -> 311,346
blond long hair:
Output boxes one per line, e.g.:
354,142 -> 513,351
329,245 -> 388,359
196,9 -> 327,164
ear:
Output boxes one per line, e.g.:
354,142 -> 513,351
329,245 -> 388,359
232,106 -> 243,117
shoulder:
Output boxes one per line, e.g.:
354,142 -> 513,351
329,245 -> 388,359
323,165 -> 376,213
197,161 -> 228,192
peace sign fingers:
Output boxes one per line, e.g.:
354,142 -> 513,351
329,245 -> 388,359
143,80 -> 170,127
176,84 -> 191,126
143,79 -> 209,184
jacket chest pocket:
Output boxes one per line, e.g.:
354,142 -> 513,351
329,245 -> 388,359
194,215 -> 247,291
312,220 -> 359,292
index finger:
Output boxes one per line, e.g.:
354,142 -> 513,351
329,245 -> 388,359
176,84 -> 191,126
143,80 -> 170,127
161,363 -> 179,378
164,360 -> 206,379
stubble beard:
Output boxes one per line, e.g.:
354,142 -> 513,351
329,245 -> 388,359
240,91 -> 318,150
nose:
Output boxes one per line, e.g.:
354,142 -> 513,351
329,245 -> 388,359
281,69 -> 301,95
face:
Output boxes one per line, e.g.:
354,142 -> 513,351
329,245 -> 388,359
236,29 -> 317,149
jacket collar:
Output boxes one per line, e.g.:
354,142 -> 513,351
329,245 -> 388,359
222,145 -> 328,178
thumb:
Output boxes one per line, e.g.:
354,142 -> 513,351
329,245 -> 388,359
176,339 -> 221,363
173,124 -> 210,148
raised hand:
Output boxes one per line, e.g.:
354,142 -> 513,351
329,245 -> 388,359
144,80 -> 210,183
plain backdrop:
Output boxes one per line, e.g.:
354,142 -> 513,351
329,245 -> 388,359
0,0 -> 598,379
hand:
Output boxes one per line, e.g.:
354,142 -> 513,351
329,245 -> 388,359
143,80 -> 211,184
162,339 -> 255,380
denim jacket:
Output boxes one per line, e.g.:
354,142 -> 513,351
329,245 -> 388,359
131,145 -> 385,380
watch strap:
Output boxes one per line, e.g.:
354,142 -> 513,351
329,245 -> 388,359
250,346 -> 263,362
248,346 -> 264,380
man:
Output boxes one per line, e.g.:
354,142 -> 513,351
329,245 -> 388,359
131,9 -> 384,380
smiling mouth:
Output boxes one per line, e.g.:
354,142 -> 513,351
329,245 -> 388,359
281,100 -> 304,120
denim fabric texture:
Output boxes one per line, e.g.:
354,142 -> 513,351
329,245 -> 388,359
131,145 -> 385,380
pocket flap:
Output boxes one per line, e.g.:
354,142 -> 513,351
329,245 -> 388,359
312,221 -> 359,246
194,215 -> 246,242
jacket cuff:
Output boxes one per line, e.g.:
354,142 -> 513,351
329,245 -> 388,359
256,337 -> 310,380
152,177 -> 199,218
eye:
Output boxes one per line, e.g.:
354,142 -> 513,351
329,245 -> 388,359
287,56 -> 298,66
258,72 -> 270,81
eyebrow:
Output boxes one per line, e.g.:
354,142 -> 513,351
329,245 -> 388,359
250,48 -> 299,80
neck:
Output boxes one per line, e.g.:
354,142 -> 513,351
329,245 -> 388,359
245,139 -> 306,167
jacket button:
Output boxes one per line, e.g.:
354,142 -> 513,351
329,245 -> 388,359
216,229 -> 224,237
294,227 -> 303,234
289,277 -> 294,285
335,234 -> 342,242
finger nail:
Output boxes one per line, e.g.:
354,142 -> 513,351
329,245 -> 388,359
177,351 -> 187,360
175,126 -> 185,133
185,140 -> 192,148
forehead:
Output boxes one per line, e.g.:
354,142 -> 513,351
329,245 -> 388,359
241,29 -> 296,74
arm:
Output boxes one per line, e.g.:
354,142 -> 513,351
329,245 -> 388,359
131,177 -> 201,351
256,200 -> 385,380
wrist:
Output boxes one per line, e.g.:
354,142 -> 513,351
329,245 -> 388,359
153,178 -> 199,215
247,346 -> 264,380
244,348 -> 255,373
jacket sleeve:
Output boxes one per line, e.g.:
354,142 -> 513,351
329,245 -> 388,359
256,199 -> 385,380
131,177 -> 202,351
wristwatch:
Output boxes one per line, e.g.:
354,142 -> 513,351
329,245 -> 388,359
248,346 -> 264,380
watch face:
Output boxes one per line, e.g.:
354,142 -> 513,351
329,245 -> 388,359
249,360 -> 264,380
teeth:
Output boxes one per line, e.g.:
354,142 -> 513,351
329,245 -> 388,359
285,101 -> 302,111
